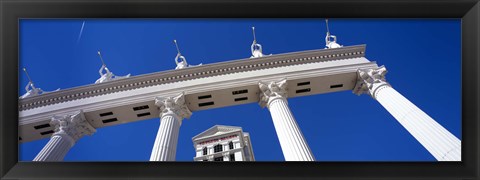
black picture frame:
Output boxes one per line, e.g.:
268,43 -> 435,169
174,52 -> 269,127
1,0 -> 479,179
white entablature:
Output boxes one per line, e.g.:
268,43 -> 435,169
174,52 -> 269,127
19,45 -> 378,143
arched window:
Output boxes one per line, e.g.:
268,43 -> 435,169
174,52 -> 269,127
203,147 -> 208,155
214,144 -> 223,153
229,141 -> 234,150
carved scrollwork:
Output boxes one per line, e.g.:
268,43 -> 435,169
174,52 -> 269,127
353,65 -> 390,97
155,92 -> 192,120
50,110 -> 96,143
258,78 -> 288,108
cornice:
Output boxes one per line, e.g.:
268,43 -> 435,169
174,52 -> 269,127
192,125 -> 243,140
19,58 -> 377,127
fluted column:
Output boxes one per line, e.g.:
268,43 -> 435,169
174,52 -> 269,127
259,79 -> 315,161
33,110 -> 95,161
150,92 -> 192,161
354,66 -> 461,161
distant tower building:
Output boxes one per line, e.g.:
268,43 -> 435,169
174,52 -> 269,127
192,125 -> 255,161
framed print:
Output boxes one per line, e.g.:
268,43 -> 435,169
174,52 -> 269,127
1,0 -> 479,179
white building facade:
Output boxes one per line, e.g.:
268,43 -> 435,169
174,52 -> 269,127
19,44 -> 461,162
192,125 -> 255,161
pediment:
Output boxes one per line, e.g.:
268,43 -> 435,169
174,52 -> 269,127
192,125 -> 242,141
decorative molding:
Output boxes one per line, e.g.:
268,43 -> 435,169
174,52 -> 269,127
258,78 -> 288,108
50,110 -> 96,144
353,65 -> 390,98
155,92 -> 192,120
20,49 -> 377,142
192,125 -> 242,141
19,58 -> 377,143
19,45 -> 366,111
19,57 -> 377,128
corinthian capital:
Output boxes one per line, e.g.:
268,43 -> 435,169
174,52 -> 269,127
50,110 -> 96,144
155,92 -> 192,120
353,66 -> 390,97
258,78 -> 288,108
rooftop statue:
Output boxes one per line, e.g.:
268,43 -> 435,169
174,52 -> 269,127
19,68 -> 59,99
325,19 -> 343,49
251,42 -> 264,58
95,51 -> 130,84
174,40 -> 202,70
20,81 -> 44,99
325,33 -> 342,49
250,27 -> 272,58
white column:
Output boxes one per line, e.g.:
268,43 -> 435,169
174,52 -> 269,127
150,92 -> 192,161
259,79 -> 315,161
354,66 -> 461,161
33,110 -> 95,161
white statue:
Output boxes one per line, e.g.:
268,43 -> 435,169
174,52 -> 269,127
325,19 -> 343,49
19,68 -> 59,99
174,51 -> 189,70
251,42 -> 264,58
250,27 -> 271,58
95,51 -> 130,84
20,81 -> 44,99
325,33 -> 343,49
173,40 -> 202,70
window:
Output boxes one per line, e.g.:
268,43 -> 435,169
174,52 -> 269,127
232,89 -> 248,95
229,141 -> 234,150
330,84 -> 343,88
203,147 -> 208,155
297,81 -> 310,86
198,101 -> 214,107
133,105 -> 149,111
214,157 -> 223,161
230,154 -> 235,161
214,144 -> 223,153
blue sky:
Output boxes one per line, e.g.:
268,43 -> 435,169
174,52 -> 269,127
19,19 -> 461,161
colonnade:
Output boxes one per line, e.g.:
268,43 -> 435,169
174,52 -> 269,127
33,66 -> 461,161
